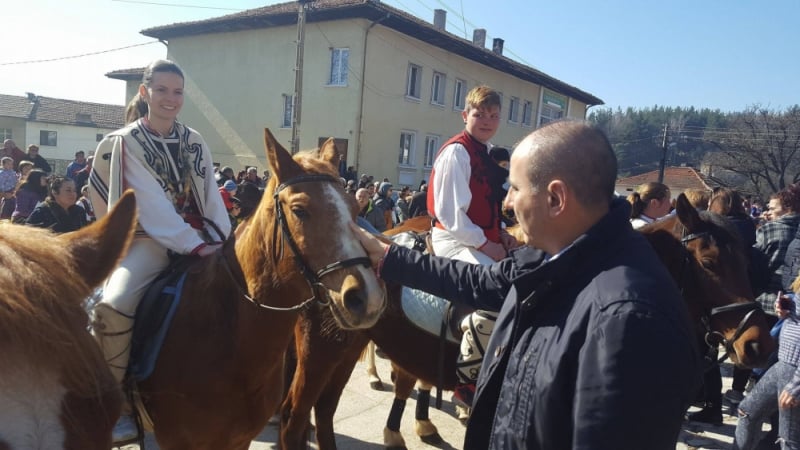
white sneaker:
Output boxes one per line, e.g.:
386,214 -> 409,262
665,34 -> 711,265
112,415 -> 138,443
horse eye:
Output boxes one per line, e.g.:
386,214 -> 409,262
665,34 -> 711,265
291,207 -> 309,220
701,259 -> 715,270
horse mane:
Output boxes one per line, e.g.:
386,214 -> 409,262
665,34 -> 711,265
0,223 -> 113,398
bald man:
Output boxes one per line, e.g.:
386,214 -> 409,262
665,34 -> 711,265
1,139 -> 27,170
352,120 -> 700,449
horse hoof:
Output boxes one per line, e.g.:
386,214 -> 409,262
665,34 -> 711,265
419,432 -> 444,445
370,380 -> 385,391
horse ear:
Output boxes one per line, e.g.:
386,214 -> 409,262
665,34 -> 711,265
318,137 -> 339,165
58,189 -> 137,290
675,193 -> 702,233
264,128 -> 300,181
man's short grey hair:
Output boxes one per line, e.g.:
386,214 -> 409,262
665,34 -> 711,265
523,120 -> 617,208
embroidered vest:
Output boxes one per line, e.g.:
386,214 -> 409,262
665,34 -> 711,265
427,131 -> 501,243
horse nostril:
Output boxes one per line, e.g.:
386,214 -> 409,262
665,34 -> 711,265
343,288 -> 366,316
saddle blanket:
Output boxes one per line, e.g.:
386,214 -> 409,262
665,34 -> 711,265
401,286 -> 460,345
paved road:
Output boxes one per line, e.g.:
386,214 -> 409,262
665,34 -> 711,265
121,356 -> 765,449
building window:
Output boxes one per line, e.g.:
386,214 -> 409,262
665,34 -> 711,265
39,130 -> 57,146
406,64 -> 422,99
328,48 -> 349,86
453,78 -> 466,111
0,129 -> 11,141
508,97 -> 519,123
424,135 -> 440,167
431,72 -> 446,106
522,100 -> 533,126
398,131 -> 416,166
281,94 -> 293,128
539,91 -> 566,126
96,133 -> 104,142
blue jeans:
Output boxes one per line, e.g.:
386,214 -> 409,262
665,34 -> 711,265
734,360 -> 800,450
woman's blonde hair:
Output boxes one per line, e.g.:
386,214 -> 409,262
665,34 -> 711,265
627,182 -> 670,218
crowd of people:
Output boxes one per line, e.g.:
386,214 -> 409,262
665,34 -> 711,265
5,60 -> 800,449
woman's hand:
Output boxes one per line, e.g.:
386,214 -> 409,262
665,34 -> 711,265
779,390 -> 798,409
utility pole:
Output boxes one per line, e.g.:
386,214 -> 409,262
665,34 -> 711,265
658,123 -> 669,183
290,0 -> 311,154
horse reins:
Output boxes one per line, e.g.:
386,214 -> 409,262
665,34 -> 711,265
678,226 -> 764,364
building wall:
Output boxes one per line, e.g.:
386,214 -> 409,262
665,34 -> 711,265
149,18 -> 590,185
25,121 -> 116,161
0,117 -> 26,147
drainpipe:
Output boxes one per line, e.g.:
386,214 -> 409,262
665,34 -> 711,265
354,14 -> 390,173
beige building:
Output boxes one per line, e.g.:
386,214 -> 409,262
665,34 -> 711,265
0,93 -> 124,172
110,0 -> 602,186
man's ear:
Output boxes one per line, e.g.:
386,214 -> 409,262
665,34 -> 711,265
547,180 -> 567,214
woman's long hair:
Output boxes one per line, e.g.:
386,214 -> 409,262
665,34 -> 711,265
627,182 -> 670,218
17,169 -> 48,198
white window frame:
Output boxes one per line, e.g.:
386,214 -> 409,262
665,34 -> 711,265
424,134 -> 440,168
0,129 -> 11,141
453,78 -> 466,111
406,63 -> 422,100
431,72 -> 446,106
328,47 -> 349,86
508,96 -> 519,124
539,104 -> 564,126
522,100 -> 533,127
398,131 -> 416,167
281,94 -> 293,128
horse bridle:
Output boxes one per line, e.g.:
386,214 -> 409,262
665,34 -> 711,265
679,228 -> 764,364
223,174 -> 372,311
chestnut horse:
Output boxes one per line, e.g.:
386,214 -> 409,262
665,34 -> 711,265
133,129 -> 385,449
280,193 -> 775,449
0,191 -> 137,450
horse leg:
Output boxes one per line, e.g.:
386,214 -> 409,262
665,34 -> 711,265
383,364 -> 418,449
366,341 -> 384,390
313,341 -> 367,450
413,381 -> 442,445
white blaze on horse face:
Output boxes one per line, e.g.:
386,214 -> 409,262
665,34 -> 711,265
0,358 -> 67,449
323,183 -> 383,301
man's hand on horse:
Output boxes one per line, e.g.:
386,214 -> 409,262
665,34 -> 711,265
349,222 -> 389,269
196,243 -> 223,257
499,230 -> 520,251
479,240 -> 506,262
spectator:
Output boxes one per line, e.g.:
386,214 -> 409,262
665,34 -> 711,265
684,188 -> 711,210
73,155 -> 93,192
395,186 -> 411,222
26,176 -> 87,233
0,156 -> 18,219
372,182 -> 394,231
11,169 -> 47,224
25,144 -> 52,173
356,187 -> 384,233
65,151 -> 87,180
242,166 -> 264,189
17,160 -> 34,181
216,166 -> 235,187
1,139 -> 27,169
76,184 -> 96,223
219,179 -> 237,210
351,120 -> 700,449
627,182 -> 672,229
408,182 -> 428,218
753,185 -> 800,311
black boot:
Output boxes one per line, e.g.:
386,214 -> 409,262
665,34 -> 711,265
686,404 -> 723,425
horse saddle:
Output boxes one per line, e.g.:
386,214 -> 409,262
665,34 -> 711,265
389,231 -> 474,343
128,255 -> 198,382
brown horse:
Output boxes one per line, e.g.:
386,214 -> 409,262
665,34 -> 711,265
280,193 -> 775,449
134,129 -> 386,449
0,191 -> 137,450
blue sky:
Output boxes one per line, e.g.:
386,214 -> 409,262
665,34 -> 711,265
3,0 -> 798,112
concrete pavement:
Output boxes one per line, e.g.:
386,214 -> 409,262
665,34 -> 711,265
121,356 -> 767,449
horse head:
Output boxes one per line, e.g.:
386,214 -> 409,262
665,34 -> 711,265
641,193 -> 774,368
0,190 -> 137,449
235,129 -> 385,330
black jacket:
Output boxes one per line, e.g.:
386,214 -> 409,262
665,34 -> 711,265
381,199 -> 700,450
26,201 -> 87,233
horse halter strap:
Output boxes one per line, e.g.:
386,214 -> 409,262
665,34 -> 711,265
272,173 -> 371,309
702,301 -> 763,364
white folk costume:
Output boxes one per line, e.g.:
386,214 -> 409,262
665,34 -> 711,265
89,118 -> 230,384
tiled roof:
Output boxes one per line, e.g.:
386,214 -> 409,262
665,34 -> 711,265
0,94 -> 125,129
105,67 -> 146,81
139,0 -> 603,106
616,167 -> 727,192
0,94 -> 36,119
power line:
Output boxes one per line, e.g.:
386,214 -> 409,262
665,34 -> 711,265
110,0 -> 243,11
0,41 -> 161,66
